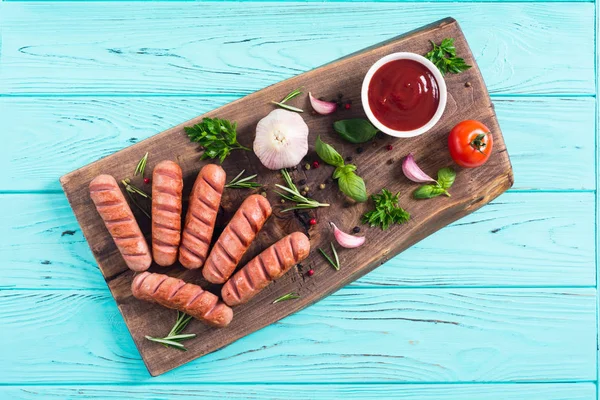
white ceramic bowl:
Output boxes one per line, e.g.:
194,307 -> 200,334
361,52 -> 447,138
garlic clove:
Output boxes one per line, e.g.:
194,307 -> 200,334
330,222 -> 365,248
254,109 -> 309,170
309,92 -> 337,115
402,153 -> 436,183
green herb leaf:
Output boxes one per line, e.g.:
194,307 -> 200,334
275,169 -> 329,212
413,184 -> 448,199
425,38 -> 471,76
437,167 -> 456,190
145,311 -> 195,351
225,169 -> 261,189
134,152 -> 149,177
362,189 -> 410,230
185,117 -> 250,163
338,171 -> 367,203
315,136 -> 345,167
272,292 -> 300,304
318,243 -> 340,270
334,119 -> 379,144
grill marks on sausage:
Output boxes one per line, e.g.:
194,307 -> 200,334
179,165 -> 226,269
90,175 -> 151,272
131,272 -> 233,328
152,161 -> 183,267
221,232 -> 310,307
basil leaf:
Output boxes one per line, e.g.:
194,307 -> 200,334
437,167 -> 456,190
316,136 -> 344,167
338,172 -> 367,203
333,166 -> 344,180
413,184 -> 447,199
334,119 -> 379,144
341,164 -> 357,174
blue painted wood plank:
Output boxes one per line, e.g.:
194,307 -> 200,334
0,383 -> 596,400
0,3 -> 594,95
0,288 -> 595,383
0,192 -> 593,289
1,97 -> 594,191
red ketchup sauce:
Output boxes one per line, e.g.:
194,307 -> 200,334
368,59 -> 440,131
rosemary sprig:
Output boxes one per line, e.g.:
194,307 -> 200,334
145,311 -> 196,351
318,242 -> 340,270
272,292 -> 300,304
274,169 -> 329,212
121,178 -> 151,218
271,88 -> 304,113
134,152 -> 149,177
225,169 -> 261,189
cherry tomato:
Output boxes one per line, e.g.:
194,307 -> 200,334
448,120 -> 493,168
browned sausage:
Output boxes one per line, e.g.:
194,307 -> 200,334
221,232 -> 310,306
152,161 -> 183,266
179,164 -> 226,269
132,272 -> 233,328
89,174 -> 151,272
203,194 -> 272,284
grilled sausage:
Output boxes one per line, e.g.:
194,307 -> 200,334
89,174 -> 151,272
132,272 -> 233,328
179,164 -> 226,269
152,161 -> 183,266
221,232 -> 310,306
203,194 -> 272,284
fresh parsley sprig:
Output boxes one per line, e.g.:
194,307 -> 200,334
145,311 -> 196,351
425,38 -> 471,76
275,169 -> 330,212
315,136 -> 367,203
413,167 -> 456,199
185,117 -> 250,163
225,169 -> 261,189
362,189 -> 410,230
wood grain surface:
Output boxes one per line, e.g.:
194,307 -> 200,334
0,3 -> 593,96
1,289 -> 594,383
1,192 -> 593,290
60,19 -> 513,376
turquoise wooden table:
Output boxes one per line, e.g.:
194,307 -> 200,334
0,0 -> 597,398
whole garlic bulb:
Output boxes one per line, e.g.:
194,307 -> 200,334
254,109 -> 309,170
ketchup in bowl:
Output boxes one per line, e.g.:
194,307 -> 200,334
367,59 -> 440,132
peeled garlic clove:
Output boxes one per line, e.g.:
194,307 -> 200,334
402,153 -> 436,183
309,92 -> 337,115
254,109 -> 309,170
330,222 -> 365,249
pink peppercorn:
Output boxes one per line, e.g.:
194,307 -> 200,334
309,218 -> 317,226
312,161 -> 320,169
143,177 -> 150,184
307,269 -> 315,277
386,144 -> 393,151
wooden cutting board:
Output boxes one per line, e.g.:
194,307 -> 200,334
60,17 -> 513,376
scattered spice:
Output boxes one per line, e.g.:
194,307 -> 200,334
465,81 -> 472,88
319,183 -> 326,190
387,159 -> 395,165
280,199 -> 286,204
344,103 -> 351,110
312,161 -> 320,169
298,179 -> 307,186
309,218 -> 317,226
274,169 -> 330,212
143,177 -> 150,184
352,226 -> 361,234
356,147 -> 364,154
386,144 -> 393,151
345,156 -> 353,162
260,191 -> 267,198
304,163 -> 311,170
303,186 -> 310,192
307,269 -> 315,277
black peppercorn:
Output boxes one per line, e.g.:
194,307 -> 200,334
345,156 -> 353,162
337,93 -> 343,99
298,179 -> 307,186
356,147 -> 364,154
352,226 -> 360,233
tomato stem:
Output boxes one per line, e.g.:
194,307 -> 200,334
470,132 -> 489,155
